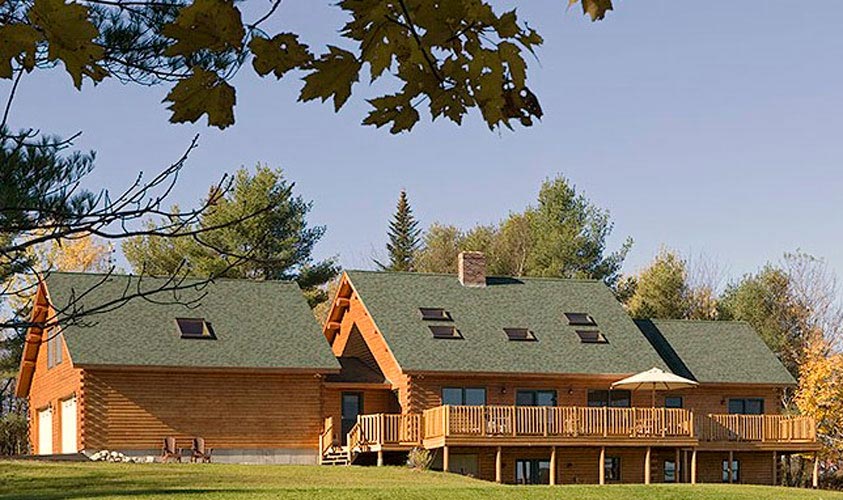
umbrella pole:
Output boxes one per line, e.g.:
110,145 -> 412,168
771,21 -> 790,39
651,388 -> 655,407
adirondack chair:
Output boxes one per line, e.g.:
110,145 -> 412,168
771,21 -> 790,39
190,437 -> 213,463
161,437 -> 182,463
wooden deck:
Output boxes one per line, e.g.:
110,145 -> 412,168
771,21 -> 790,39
326,405 -> 818,462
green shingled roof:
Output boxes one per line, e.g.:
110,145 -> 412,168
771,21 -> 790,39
45,272 -> 339,371
345,270 -> 670,376
635,319 -> 795,385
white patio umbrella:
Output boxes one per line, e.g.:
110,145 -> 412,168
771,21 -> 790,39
611,367 -> 698,406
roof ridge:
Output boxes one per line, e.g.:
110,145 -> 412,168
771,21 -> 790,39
46,271 -> 298,285
345,269 -> 602,283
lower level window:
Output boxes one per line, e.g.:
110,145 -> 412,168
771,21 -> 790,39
605,456 -> 621,481
664,460 -> 676,483
516,459 -> 550,485
722,459 -> 740,483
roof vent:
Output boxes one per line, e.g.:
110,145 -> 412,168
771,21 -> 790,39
176,318 -> 215,339
458,251 -> 486,288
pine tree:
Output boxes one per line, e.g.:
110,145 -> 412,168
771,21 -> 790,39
377,190 -> 421,272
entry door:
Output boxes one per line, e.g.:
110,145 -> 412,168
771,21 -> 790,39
61,397 -> 77,454
38,407 -> 53,455
341,393 -> 363,445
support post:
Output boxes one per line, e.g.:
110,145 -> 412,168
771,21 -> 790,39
813,452 -> 819,488
599,447 -> 606,485
443,445 -> 450,473
691,449 -> 697,485
675,448 -> 681,484
550,446 -> 557,486
772,451 -> 777,486
728,450 -> 734,484
644,447 -> 651,485
495,446 -> 502,483
377,449 -> 384,467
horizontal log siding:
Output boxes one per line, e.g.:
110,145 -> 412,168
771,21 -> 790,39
28,331 -> 82,454
84,369 -> 323,450
696,451 -> 774,485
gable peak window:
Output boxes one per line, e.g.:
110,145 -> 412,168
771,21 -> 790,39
429,325 -> 462,339
564,312 -> 597,327
576,330 -> 607,344
503,328 -> 536,342
176,318 -> 215,339
419,307 -> 453,321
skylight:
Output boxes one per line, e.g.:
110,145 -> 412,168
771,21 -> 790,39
576,330 -> 607,344
176,318 -> 215,339
503,328 -> 536,342
429,325 -> 462,339
419,308 -> 452,321
565,312 -> 597,327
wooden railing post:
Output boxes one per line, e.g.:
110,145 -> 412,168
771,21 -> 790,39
602,406 -> 607,437
512,406 -> 517,437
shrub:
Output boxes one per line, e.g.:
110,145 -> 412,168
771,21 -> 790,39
0,412 -> 29,456
407,447 -> 433,471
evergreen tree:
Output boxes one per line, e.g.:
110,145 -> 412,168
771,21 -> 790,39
376,190 -> 421,272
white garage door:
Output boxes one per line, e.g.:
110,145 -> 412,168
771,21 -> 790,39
38,407 -> 53,455
61,397 -> 77,454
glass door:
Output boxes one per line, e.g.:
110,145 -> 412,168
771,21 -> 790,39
341,392 -> 363,445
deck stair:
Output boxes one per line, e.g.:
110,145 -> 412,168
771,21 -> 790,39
320,446 -> 351,466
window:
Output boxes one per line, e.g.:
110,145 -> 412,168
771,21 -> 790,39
664,460 -> 676,483
564,312 -> 597,326
46,331 -> 62,369
576,330 -> 607,343
587,390 -> 631,408
504,328 -> 536,341
429,325 -> 462,339
516,459 -> 551,484
441,387 -> 486,406
722,459 -> 740,483
665,396 -> 684,409
176,318 -> 215,339
605,456 -> 621,481
419,308 -> 452,321
516,390 -> 557,407
728,398 -> 764,415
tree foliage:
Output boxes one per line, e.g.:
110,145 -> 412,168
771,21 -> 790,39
1,0 -> 616,132
376,190 -> 421,272
123,165 -> 338,306
415,176 -> 631,285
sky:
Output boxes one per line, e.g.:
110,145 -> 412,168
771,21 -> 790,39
4,1 -> 843,286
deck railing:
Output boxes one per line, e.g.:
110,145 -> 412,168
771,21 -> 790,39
350,414 -> 423,448
697,414 -> 816,443
422,405 -> 695,440
319,416 -> 334,457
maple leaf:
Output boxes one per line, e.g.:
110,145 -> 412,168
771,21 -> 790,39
250,33 -> 312,79
0,24 -> 42,78
28,0 -> 107,89
570,0 -> 614,21
164,67 -> 236,129
299,46 -> 361,112
162,0 -> 244,57
362,93 -> 419,134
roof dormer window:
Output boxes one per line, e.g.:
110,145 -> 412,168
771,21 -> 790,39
565,312 -> 597,327
419,308 -> 452,321
176,318 -> 215,339
429,325 -> 462,339
504,328 -> 536,342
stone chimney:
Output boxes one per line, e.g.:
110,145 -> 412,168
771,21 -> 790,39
458,251 -> 486,288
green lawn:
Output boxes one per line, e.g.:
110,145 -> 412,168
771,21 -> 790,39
1,461 -> 841,500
